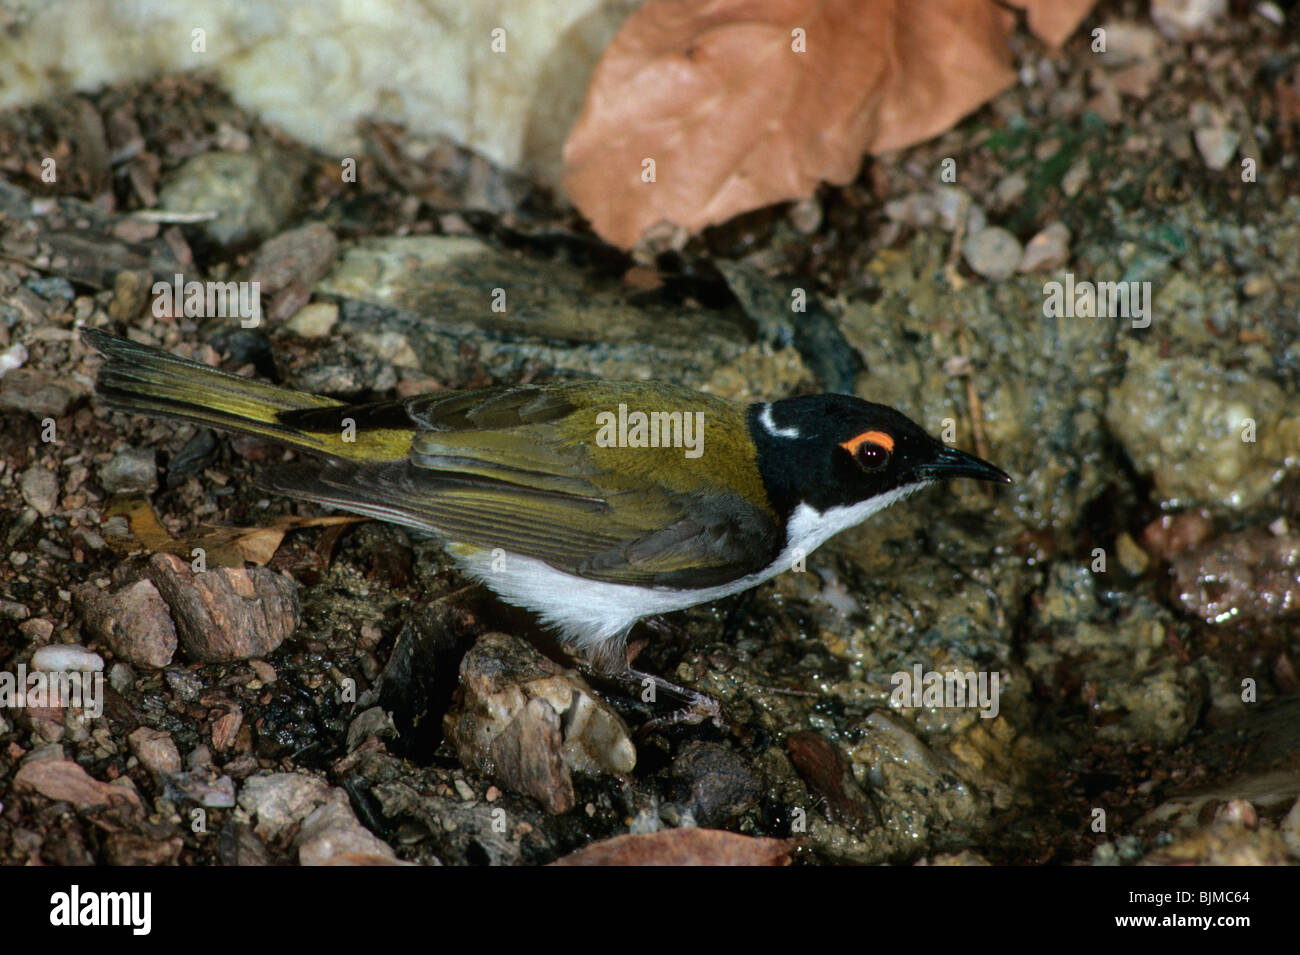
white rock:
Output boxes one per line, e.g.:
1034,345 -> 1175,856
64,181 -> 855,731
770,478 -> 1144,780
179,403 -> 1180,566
1194,126 -> 1239,171
31,644 -> 105,673
1151,0 -> 1226,39
1097,22 -> 1161,67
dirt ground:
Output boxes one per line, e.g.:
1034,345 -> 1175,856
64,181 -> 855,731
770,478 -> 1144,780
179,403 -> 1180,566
1,1 -> 1298,866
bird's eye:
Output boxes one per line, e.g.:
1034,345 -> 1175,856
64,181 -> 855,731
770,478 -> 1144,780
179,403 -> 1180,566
854,441 -> 890,471
841,430 -> 894,472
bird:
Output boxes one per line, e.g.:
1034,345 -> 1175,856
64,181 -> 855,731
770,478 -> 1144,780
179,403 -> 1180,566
82,327 -> 1011,723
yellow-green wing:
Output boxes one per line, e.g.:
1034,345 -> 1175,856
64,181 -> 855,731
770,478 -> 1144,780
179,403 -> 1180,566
266,381 -> 780,587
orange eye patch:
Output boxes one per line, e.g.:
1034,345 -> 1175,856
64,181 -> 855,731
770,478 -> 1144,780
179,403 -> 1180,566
840,430 -> 894,456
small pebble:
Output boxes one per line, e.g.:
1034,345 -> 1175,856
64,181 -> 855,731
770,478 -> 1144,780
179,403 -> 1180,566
963,227 -> 1023,281
285,302 -> 339,339
31,644 -> 104,673
1061,158 -> 1090,198
99,448 -> 158,494
20,466 -> 58,517
1194,126 -> 1239,171
1151,0 -> 1226,39
1018,222 -> 1071,272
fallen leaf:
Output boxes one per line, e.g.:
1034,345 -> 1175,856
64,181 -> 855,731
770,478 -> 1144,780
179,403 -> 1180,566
104,497 -> 362,567
563,0 -> 1097,247
549,828 -> 793,865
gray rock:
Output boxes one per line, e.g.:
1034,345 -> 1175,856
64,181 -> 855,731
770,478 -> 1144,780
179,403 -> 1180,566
158,148 -> 306,246
19,465 -> 58,516
962,227 -> 1022,280
0,368 -> 77,418
98,448 -> 157,494
238,772 -> 333,839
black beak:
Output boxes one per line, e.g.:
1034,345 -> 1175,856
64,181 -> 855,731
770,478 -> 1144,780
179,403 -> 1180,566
916,445 -> 1013,485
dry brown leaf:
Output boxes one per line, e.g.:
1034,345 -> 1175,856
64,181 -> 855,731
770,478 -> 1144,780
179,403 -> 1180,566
104,497 -> 362,567
563,0 -> 1096,248
549,829 -> 793,866
1008,0 -> 1097,48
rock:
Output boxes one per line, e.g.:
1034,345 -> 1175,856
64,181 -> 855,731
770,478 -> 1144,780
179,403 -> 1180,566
19,465 -> 58,516
444,632 -> 636,814
1151,0 -> 1226,39
284,302 -> 338,338
1283,796 -> 1300,859
247,222 -> 339,292
1027,564 -> 1201,746
1140,511 -> 1213,561
551,829 -> 792,866
104,832 -> 184,866
962,227 -> 1022,281
1017,222 -> 1071,272
13,759 -> 141,810
0,343 -> 27,377
1193,125 -> 1239,171
296,790 -> 401,866
1096,21 -> 1161,67
145,553 -> 299,662
98,448 -> 157,494
0,367 -> 77,417
108,269 -> 151,323
1060,158 -> 1089,198
784,731 -> 878,830
127,727 -> 182,776
158,148 -> 306,246
0,599 -> 30,620
1105,348 -> 1300,510
670,741 -> 762,827
18,618 -> 53,642
75,579 -> 177,669
238,772 -> 333,839
884,192 -> 937,228
932,187 -> 978,232
30,644 -> 103,672
313,235 -> 763,390
346,706 -> 397,752
212,709 -> 243,751
991,172 -> 1028,210
1115,532 -> 1150,576
164,771 -> 236,808
1171,528 -> 1300,624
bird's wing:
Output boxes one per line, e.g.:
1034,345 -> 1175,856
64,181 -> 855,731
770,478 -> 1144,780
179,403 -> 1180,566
267,382 -> 781,588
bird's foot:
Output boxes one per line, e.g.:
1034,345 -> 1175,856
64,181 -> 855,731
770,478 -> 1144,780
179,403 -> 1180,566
622,666 -> 725,735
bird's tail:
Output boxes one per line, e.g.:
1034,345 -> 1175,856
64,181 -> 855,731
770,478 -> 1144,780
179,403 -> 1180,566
81,328 -> 409,462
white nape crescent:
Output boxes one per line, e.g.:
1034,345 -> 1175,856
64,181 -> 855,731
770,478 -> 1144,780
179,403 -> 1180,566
759,403 -> 801,439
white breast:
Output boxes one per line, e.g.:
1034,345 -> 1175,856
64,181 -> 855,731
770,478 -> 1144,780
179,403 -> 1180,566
450,481 -> 930,657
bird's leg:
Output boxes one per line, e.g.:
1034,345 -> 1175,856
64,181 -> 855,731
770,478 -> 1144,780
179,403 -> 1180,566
616,665 -> 725,734
642,614 -> 693,647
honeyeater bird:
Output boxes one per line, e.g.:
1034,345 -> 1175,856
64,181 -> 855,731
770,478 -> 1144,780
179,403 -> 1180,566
83,328 -> 1010,721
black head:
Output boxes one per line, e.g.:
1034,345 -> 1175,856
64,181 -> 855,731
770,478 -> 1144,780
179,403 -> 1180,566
747,394 -> 1011,518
